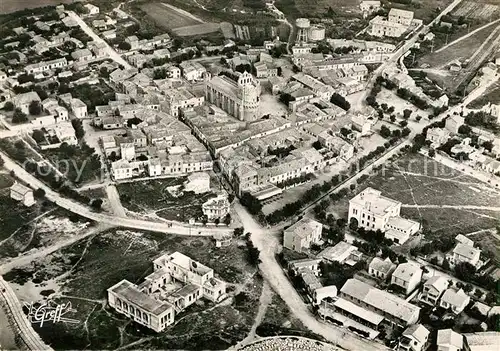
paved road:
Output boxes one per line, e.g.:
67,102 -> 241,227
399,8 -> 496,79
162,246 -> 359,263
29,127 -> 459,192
355,0 -> 465,109
234,203 -> 388,351
0,277 -> 53,350
0,151 -> 233,237
105,184 -> 127,217
66,11 -> 132,69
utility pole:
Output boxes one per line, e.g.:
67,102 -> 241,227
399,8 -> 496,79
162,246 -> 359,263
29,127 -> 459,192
430,38 -> 435,53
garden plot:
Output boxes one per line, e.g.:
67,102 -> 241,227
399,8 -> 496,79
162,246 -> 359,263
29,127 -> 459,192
453,1 -> 499,20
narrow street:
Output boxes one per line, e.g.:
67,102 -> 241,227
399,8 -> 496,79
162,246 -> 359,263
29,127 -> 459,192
66,11 -> 132,69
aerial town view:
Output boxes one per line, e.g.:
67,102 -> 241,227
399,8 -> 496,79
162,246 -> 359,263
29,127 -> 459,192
0,0 -> 499,350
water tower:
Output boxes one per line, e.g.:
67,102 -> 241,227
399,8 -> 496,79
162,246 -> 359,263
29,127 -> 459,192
296,18 -> 310,43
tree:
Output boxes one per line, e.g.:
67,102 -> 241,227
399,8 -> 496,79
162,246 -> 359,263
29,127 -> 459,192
29,100 -> 42,115
415,115 -> 422,122
380,125 -> 391,138
428,149 -> 436,157
3,101 -> 14,111
390,115 -> 396,122
224,213 -> 231,225
454,262 -> 476,281
71,119 -> 85,139
458,124 -> 472,135
34,188 -> 46,199
118,41 -> 131,51
12,108 -> 28,123
402,127 -> 411,137
442,258 -> 450,270
349,217 -> 358,231
90,198 -> 103,211
399,120 -> 408,127
463,283 -> 474,293
403,109 -> 412,119
240,192 -> 262,215
32,129 -> 45,143
330,93 -> 351,111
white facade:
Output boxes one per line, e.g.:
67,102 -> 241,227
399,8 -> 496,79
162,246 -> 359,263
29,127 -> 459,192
202,194 -> 230,220
391,263 -> 423,295
348,187 -> 420,243
108,252 -> 226,332
283,218 -> 322,252
10,182 -> 35,207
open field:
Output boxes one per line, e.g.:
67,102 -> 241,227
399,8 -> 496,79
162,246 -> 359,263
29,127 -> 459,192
173,23 -> 222,36
467,81 -> 500,108
140,2 -> 203,29
116,177 -> 217,221
0,0 -> 79,14
328,153 -> 500,242
419,21 -> 498,69
4,228 -> 261,349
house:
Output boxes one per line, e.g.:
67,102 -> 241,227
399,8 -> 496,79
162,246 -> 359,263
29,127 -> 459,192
398,324 -> 430,351
455,234 -> 474,247
391,262 -> 423,295
10,182 -> 35,207
24,58 -> 67,74
348,187 -> 420,244
108,251 -> 226,332
424,32 -> 435,41
445,115 -> 465,134
338,278 -> 420,328
447,243 -> 481,267
440,288 -> 470,314
112,159 -> 135,180
420,276 -> 448,306
71,48 -> 93,62
368,257 -> 396,280
201,195 -> 230,221
84,3 -> 100,15
179,61 -> 207,81
313,285 -> 338,306
70,99 -> 88,119
13,91 -> 41,115
318,242 -> 358,263
437,329 -> 466,351
389,8 -> 414,26
464,331 -> 500,351
360,1 -> 381,15
283,218 -> 322,253
426,128 -> 450,147
288,258 -> 322,276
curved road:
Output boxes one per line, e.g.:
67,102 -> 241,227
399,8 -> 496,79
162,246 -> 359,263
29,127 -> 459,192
234,202 -> 388,351
0,151 -> 233,237
0,277 -> 53,351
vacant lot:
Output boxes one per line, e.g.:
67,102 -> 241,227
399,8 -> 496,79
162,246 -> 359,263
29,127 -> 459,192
468,229 -> 500,264
117,178 -> 217,221
140,2 -> 204,30
4,228 -> 259,350
419,21 -> 498,68
172,23 -> 221,36
467,81 -> 500,108
328,153 -> 500,241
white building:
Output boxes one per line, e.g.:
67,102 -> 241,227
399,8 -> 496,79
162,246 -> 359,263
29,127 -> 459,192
179,61 -> 207,81
360,1 -> 381,15
112,159 -> 135,180
420,276 -> 449,306
389,8 -> 414,26
70,98 -> 88,119
84,3 -> 100,15
426,127 -> 450,147
10,182 -> 35,207
202,194 -> 230,221
447,243 -> 481,267
24,58 -> 67,74
439,288 -> 470,314
398,324 -> 430,351
13,91 -> 41,115
283,218 -> 322,253
348,187 -> 420,244
445,115 -> 465,134
437,329 -> 465,351
338,278 -> 420,328
368,257 -> 396,280
318,242 -> 358,263
391,262 -> 423,295
108,252 -> 226,332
